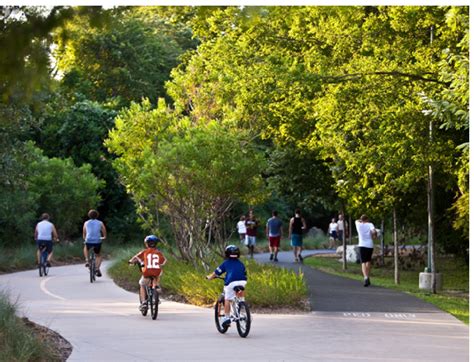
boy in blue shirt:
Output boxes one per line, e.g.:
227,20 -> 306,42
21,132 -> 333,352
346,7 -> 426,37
207,245 -> 247,328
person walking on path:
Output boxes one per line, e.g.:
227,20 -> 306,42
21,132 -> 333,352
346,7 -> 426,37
337,213 -> 348,244
328,218 -> 338,249
34,213 -> 59,266
355,214 -> 377,287
266,210 -> 283,262
236,215 -> 247,244
289,208 -> 306,263
245,210 -> 258,258
83,209 -> 107,277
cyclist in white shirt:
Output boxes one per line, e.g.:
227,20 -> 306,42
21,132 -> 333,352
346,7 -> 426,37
34,213 -> 59,267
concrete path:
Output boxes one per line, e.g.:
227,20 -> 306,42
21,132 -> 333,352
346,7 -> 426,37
0,256 -> 469,361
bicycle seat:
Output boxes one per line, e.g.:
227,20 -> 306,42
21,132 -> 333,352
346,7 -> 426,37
233,285 -> 245,292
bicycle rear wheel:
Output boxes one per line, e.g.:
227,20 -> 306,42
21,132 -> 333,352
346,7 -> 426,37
89,253 -> 96,283
236,301 -> 251,338
214,297 -> 228,334
151,289 -> 159,320
42,250 -> 49,276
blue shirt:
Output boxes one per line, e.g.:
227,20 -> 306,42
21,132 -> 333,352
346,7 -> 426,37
267,217 -> 283,237
214,259 -> 247,286
84,219 -> 103,243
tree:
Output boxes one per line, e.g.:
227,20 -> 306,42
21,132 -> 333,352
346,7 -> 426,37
106,99 -> 266,264
55,8 -> 193,108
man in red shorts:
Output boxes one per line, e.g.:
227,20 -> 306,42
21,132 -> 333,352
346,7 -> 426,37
266,210 -> 283,262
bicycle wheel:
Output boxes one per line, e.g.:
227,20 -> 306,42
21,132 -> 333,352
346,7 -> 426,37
38,259 -> 43,277
151,289 -> 159,320
42,250 -> 49,276
139,294 -> 148,316
214,297 -> 228,334
89,253 -> 96,283
236,301 -> 251,338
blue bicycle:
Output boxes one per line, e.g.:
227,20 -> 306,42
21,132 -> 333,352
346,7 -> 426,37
38,242 -> 50,277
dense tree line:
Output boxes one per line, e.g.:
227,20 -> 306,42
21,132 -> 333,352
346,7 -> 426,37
0,6 -> 468,264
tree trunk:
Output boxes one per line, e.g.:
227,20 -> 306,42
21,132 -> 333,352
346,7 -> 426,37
380,219 -> 385,266
342,214 -> 347,271
393,208 -> 400,285
428,162 -> 437,293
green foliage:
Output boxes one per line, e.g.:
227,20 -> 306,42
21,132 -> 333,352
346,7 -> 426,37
0,291 -> 61,361
27,144 -> 103,239
168,6 -> 468,254
106,99 -> 267,262
0,142 -> 102,244
56,8 -> 192,108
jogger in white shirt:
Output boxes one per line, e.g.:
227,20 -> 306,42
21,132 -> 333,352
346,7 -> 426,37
355,215 -> 377,287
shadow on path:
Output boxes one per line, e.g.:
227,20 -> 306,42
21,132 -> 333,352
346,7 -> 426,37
253,250 -> 442,314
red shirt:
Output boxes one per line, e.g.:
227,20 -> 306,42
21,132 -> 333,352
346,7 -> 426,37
133,248 -> 167,277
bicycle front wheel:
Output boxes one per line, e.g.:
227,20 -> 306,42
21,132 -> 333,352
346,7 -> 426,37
236,301 -> 251,338
139,294 -> 148,316
151,289 -> 159,320
214,298 -> 228,334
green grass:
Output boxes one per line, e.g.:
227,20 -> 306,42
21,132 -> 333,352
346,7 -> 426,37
108,246 -> 308,310
304,255 -> 469,324
0,291 -> 61,361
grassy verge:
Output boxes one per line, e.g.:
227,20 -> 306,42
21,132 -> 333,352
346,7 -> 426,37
0,291 -> 67,361
108,246 -> 309,311
304,255 -> 469,324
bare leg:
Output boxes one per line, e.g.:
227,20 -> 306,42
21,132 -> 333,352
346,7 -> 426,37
224,299 -> 231,316
139,285 -> 146,302
83,245 -> 88,262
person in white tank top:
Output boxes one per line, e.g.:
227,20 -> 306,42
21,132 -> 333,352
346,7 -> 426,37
34,213 -> 59,266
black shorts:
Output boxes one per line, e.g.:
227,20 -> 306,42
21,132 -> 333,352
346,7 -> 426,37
359,247 -> 373,263
85,243 -> 102,254
37,240 -> 53,253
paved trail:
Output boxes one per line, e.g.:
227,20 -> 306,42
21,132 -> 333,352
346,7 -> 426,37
0,253 -> 468,361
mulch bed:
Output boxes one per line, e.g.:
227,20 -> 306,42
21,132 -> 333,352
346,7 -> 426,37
22,318 -> 72,362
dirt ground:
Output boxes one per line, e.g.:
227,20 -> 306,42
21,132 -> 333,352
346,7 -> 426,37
22,317 -> 72,361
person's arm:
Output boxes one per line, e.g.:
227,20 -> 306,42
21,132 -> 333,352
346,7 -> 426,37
302,218 -> 307,230
34,225 -> 38,241
82,223 -> 87,240
159,251 -> 167,266
288,218 -> 293,238
370,226 -> 378,241
206,271 -> 217,280
129,250 -> 144,264
52,225 -> 59,241
265,221 -> 269,237
101,222 -> 107,239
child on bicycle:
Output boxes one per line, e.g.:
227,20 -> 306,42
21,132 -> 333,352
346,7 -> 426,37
207,245 -> 247,328
129,235 -> 167,312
